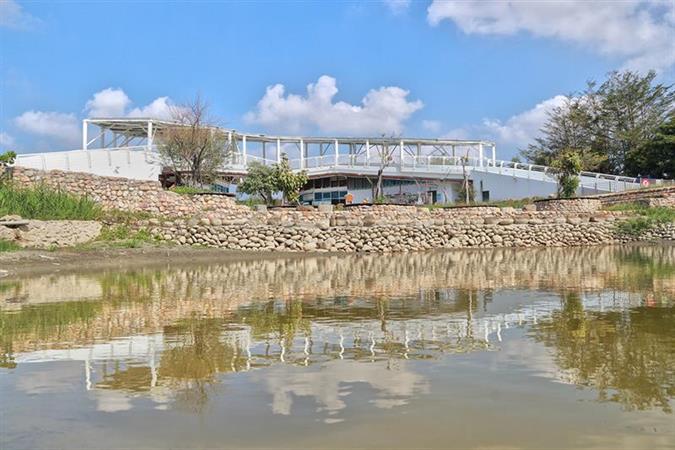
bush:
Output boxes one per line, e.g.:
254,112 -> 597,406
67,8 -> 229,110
0,184 -> 102,220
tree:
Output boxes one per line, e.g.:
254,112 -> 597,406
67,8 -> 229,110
457,155 -> 474,204
158,97 -> 226,186
625,113 -> 675,179
237,161 -> 277,204
372,143 -> 397,201
0,151 -> 16,184
550,149 -> 582,198
521,70 -> 674,176
273,154 -> 308,205
238,154 -> 308,205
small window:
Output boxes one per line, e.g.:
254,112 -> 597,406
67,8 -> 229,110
482,191 -> 490,202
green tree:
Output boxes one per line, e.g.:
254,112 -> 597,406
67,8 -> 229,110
625,113 -> 675,178
551,149 -> 582,198
273,154 -> 308,205
521,70 -> 674,176
238,161 -> 277,205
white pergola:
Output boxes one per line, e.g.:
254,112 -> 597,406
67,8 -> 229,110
83,118 -> 498,168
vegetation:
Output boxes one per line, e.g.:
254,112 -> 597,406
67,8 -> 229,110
158,97 -> 228,186
550,149 -> 582,198
95,225 -> 155,248
0,184 -> 102,220
0,239 -> 20,252
170,185 -> 207,195
522,70 -> 674,177
238,154 -> 308,205
238,161 -> 277,204
607,203 -> 675,236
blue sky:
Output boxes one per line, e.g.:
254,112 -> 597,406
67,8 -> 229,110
1,0 -> 673,159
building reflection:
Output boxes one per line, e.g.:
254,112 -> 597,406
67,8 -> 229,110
1,245 -> 673,417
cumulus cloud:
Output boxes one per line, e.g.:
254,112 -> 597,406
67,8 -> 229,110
427,0 -> 675,72
14,88 -> 178,149
14,111 -> 80,146
383,0 -> 411,15
127,97 -> 174,119
482,95 -> 567,146
0,131 -> 16,148
0,0 -> 41,31
84,88 -> 131,118
440,95 -> 566,156
245,75 -> 423,135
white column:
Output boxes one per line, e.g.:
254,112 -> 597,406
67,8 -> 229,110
82,120 -> 88,150
276,138 -> 281,163
491,144 -> 496,165
399,140 -> 404,168
147,121 -> 153,151
334,139 -> 339,165
242,135 -> 247,164
478,143 -> 484,167
299,138 -> 304,169
365,140 -> 370,165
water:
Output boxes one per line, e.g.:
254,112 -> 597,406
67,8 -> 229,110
1,246 -> 674,449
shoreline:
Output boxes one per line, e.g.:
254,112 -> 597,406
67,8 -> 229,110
1,241 -> 671,279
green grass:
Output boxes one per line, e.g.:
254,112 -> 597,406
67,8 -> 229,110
96,224 -> 155,248
0,239 -> 20,252
608,203 -> 675,236
0,184 -> 102,220
170,186 -> 206,195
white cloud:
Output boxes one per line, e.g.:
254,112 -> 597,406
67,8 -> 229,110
85,88 -> 131,118
482,95 -> 567,146
127,96 -> 174,119
14,88 -> 179,149
14,111 -> 80,146
245,75 -> 423,135
0,0 -> 41,31
383,0 -> 411,15
440,95 -> 567,156
0,132 -> 16,148
422,119 -> 442,133
427,0 -> 675,72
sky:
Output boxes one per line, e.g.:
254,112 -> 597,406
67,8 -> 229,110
1,0 -> 674,160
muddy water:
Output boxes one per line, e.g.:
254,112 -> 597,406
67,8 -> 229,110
1,246 -> 674,449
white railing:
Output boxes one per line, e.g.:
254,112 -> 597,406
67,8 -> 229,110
15,145 -> 666,194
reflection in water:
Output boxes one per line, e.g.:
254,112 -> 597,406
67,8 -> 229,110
1,245 -> 674,448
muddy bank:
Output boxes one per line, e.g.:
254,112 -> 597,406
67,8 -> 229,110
0,246 -> 324,279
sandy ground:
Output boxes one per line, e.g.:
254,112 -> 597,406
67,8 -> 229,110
0,246 -> 325,279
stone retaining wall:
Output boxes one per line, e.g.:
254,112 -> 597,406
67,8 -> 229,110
11,167 -> 252,220
146,216 -> 674,253
592,186 -> 675,207
534,198 -> 602,213
0,219 -> 102,248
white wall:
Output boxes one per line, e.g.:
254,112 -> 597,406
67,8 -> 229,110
15,149 -> 162,181
471,171 -> 558,201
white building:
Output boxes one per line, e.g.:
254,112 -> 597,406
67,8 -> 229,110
14,118 -> 646,203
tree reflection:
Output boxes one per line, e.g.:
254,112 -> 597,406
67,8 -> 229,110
531,291 -> 675,413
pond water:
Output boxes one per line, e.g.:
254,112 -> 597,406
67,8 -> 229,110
1,246 -> 674,449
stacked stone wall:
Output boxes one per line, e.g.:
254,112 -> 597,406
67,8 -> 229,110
11,167 -> 253,221
592,186 -> 675,207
